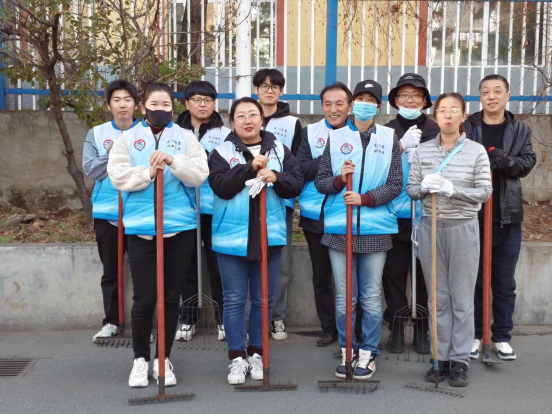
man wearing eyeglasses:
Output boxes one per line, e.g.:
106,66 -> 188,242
382,73 -> 440,355
175,81 -> 231,343
252,68 -> 302,341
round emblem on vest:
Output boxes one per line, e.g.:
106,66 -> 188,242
229,157 -> 239,168
340,143 -> 353,155
316,137 -> 326,148
103,139 -> 114,149
134,139 -> 146,151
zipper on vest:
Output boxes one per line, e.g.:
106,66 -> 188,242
153,132 -> 163,235
356,142 -> 368,236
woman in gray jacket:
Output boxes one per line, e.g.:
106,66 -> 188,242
406,92 -> 492,387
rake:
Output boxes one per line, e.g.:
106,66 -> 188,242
234,186 -> 297,392
317,174 -> 379,394
128,170 -> 195,404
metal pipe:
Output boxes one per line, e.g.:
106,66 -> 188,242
235,0 -> 252,99
326,0 -> 338,85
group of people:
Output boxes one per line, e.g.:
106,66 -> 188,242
83,69 -> 535,389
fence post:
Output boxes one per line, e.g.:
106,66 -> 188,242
0,0 -> 5,110
325,0 -> 338,86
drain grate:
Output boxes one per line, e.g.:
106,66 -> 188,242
0,359 -> 37,379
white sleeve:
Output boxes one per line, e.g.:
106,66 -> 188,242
168,133 -> 209,187
107,134 -> 153,192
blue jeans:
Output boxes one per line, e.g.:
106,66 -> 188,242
217,251 -> 282,352
328,248 -> 386,355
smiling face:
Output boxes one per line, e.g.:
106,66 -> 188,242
232,102 -> 264,143
322,89 -> 353,128
434,96 -> 467,135
108,89 -> 137,123
480,79 -> 510,116
394,85 -> 427,109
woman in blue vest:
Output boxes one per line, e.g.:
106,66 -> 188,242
107,82 -> 209,388
315,80 -> 402,380
208,97 -> 303,385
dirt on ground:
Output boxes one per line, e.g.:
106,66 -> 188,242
1,202 -> 551,244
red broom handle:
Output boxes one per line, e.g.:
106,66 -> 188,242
156,170 -> 165,378
117,192 -> 125,329
483,174 -> 493,347
345,174 -> 353,377
260,186 -> 269,371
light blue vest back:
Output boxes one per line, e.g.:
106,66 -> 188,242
211,140 -> 287,257
324,124 -> 398,236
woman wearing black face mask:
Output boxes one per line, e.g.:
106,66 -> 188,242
107,81 -> 209,388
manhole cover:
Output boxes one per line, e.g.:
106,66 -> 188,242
0,359 -> 37,378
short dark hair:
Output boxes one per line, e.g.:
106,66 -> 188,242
184,81 -> 217,100
252,68 -> 286,88
479,74 -> 509,92
320,82 -> 353,104
142,81 -> 174,104
433,92 -> 466,133
229,97 -> 264,121
106,80 -> 138,105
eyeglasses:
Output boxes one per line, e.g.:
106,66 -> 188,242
258,84 -> 282,93
234,113 -> 261,122
396,93 -> 424,101
435,108 -> 462,115
188,97 -> 214,105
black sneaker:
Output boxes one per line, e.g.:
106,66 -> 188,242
448,361 -> 469,387
424,360 -> 450,383
386,326 -> 405,354
413,324 -> 431,355
317,330 -> 338,347
335,348 -> 358,379
271,320 -> 287,340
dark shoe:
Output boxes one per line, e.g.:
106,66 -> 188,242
448,361 -> 469,387
317,330 -> 338,347
424,360 -> 450,383
386,326 -> 405,354
413,325 -> 431,355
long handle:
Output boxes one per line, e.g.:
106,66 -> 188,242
118,192 -> 125,335
260,187 -> 270,381
411,200 -> 417,319
196,187 -> 202,307
156,170 -> 166,389
431,193 -> 439,389
345,174 -> 353,380
483,177 -> 493,348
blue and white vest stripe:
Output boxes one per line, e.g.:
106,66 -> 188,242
324,124 -> 398,236
211,140 -> 287,257
392,153 -> 422,219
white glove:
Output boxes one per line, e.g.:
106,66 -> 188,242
245,176 -> 273,198
430,178 -> 454,197
400,125 -> 422,150
405,147 -> 416,164
421,173 -> 443,192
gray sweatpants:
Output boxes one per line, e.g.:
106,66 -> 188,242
418,217 -> 480,366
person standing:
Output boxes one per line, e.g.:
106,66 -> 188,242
83,80 -> 139,343
382,73 -> 440,354
464,74 -> 536,361
174,81 -> 231,342
253,68 -> 302,340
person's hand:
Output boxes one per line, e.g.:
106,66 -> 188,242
149,150 -> 173,179
405,147 -> 416,164
252,154 -> 269,171
341,160 -> 355,184
421,173 -> 443,192
256,168 -> 278,183
488,147 -> 509,170
343,191 -> 361,206
429,178 -> 454,197
400,125 -> 422,151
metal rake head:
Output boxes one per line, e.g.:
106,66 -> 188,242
386,305 -> 430,362
405,382 -> 466,398
178,294 -> 226,351
128,391 -> 195,404
235,380 -> 298,392
96,338 -> 133,348
317,380 -> 379,394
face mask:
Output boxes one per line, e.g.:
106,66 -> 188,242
352,102 -> 378,122
145,108 -> 173,128
398,106 -> 423,120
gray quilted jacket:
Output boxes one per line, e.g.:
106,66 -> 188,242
406,133 -> 492,220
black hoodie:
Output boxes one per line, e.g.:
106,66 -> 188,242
263,102 -> 303,156
176,110 -> 226,140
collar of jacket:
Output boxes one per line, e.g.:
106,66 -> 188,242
263,101 -> 291,125
175,110 -> 225,139
435,132 -> 467,150
467,109 -> 514,126
386,114 -> 440,140
225,129 -> 278,157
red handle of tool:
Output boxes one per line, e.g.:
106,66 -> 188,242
118,192 -> 125,329
156,170 -> 165,379
260,186 -> 270,371
345,174 -> 353,373
483,173 -> 493,347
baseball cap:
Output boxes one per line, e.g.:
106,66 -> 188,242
352,80 -> 383,104
388,73 -> 432,109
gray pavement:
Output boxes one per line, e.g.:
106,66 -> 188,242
1,326 -> 551,414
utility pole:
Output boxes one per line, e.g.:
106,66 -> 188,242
235,0 -> 252,99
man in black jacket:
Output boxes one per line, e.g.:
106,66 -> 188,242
464,74 -> 536,361
382,73 -> 440,354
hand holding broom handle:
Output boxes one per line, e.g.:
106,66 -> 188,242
156,169 -> 166,393
431,193 -> 439,388
345,174 -> 353,381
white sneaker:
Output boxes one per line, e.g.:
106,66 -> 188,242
228,357 -> 249,385
247,353 -> 263,381
93,324 -> 120,343
494,342 -> 516,360
218,325 -> 226,341
271,320 -> 287,340
175,324 -> 196,341
470,338 -> 481,359
335,348 -> 358,379
353,349 -> 376,380
129,358 -> 149,387
153,358 -> 177,386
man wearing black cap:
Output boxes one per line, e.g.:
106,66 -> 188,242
383,73 -> 440,354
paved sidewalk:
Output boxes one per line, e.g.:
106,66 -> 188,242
1,326 -> 551,414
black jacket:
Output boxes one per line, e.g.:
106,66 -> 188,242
264,102 -> 303,156
208,130 -> 303,260
464,110 -> 536,224
175,110 -> 226,140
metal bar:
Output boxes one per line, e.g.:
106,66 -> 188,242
256,0 -> 260,71
215,0 -> 220,112
507,1 -> 513,111
545,3 -> 551,115
347,2 -> 352,90
173,0 -> 177,61
270,0 -> 274,67
196,187 -> 203,307
235,0 -> 252,99
481,1 -> 490,111
229,1 -> 233,109
520,1 -> 527,113
467,1 -> 474,114
187,0 -> 191,60
326,0 -> 338,85
453,1 -> 460,93
494,1 -> 500,74
387,0 -> 393,113
201,0 -> 205,80
414,0 -> 419,74
0,0 -> 6,110
297,0 -> 301,113
534,1 -> 541,113
284,0 -> 288,82
440,1 -> 446,95
360,1 -> 366,81
401,0 -> 406,75
374,1 -> 379,82
427,1 -> 433,92
310,0 -> 315,114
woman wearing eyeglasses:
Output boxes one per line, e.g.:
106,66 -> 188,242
406,93 -> 492,387
208,97 -> 303,385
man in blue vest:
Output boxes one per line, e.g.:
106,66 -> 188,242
253,69 -> 302,340
175,81 -> 231,342
83,80 -> 139,343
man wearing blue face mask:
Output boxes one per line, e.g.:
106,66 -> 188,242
382,73 -> 440,355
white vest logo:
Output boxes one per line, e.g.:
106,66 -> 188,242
341,143 -> 353,155
316,137 -> 326,148
229,157 -> 239,168
103,139 -> 114,149
134,139 -> 146,151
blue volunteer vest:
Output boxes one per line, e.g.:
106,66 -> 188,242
211,140 -> 287,257
122,119 -> 198,235
91,119 -> 139,221
392,152 -> 422,219
264,116 -> 298,209
324,123 -> 398,236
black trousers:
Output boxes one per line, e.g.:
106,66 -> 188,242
128,231 -> 195,361
180,214 -> 224,324
382,220 -> 428,330
304,229 -> 336,333
94,219 -> 126,327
